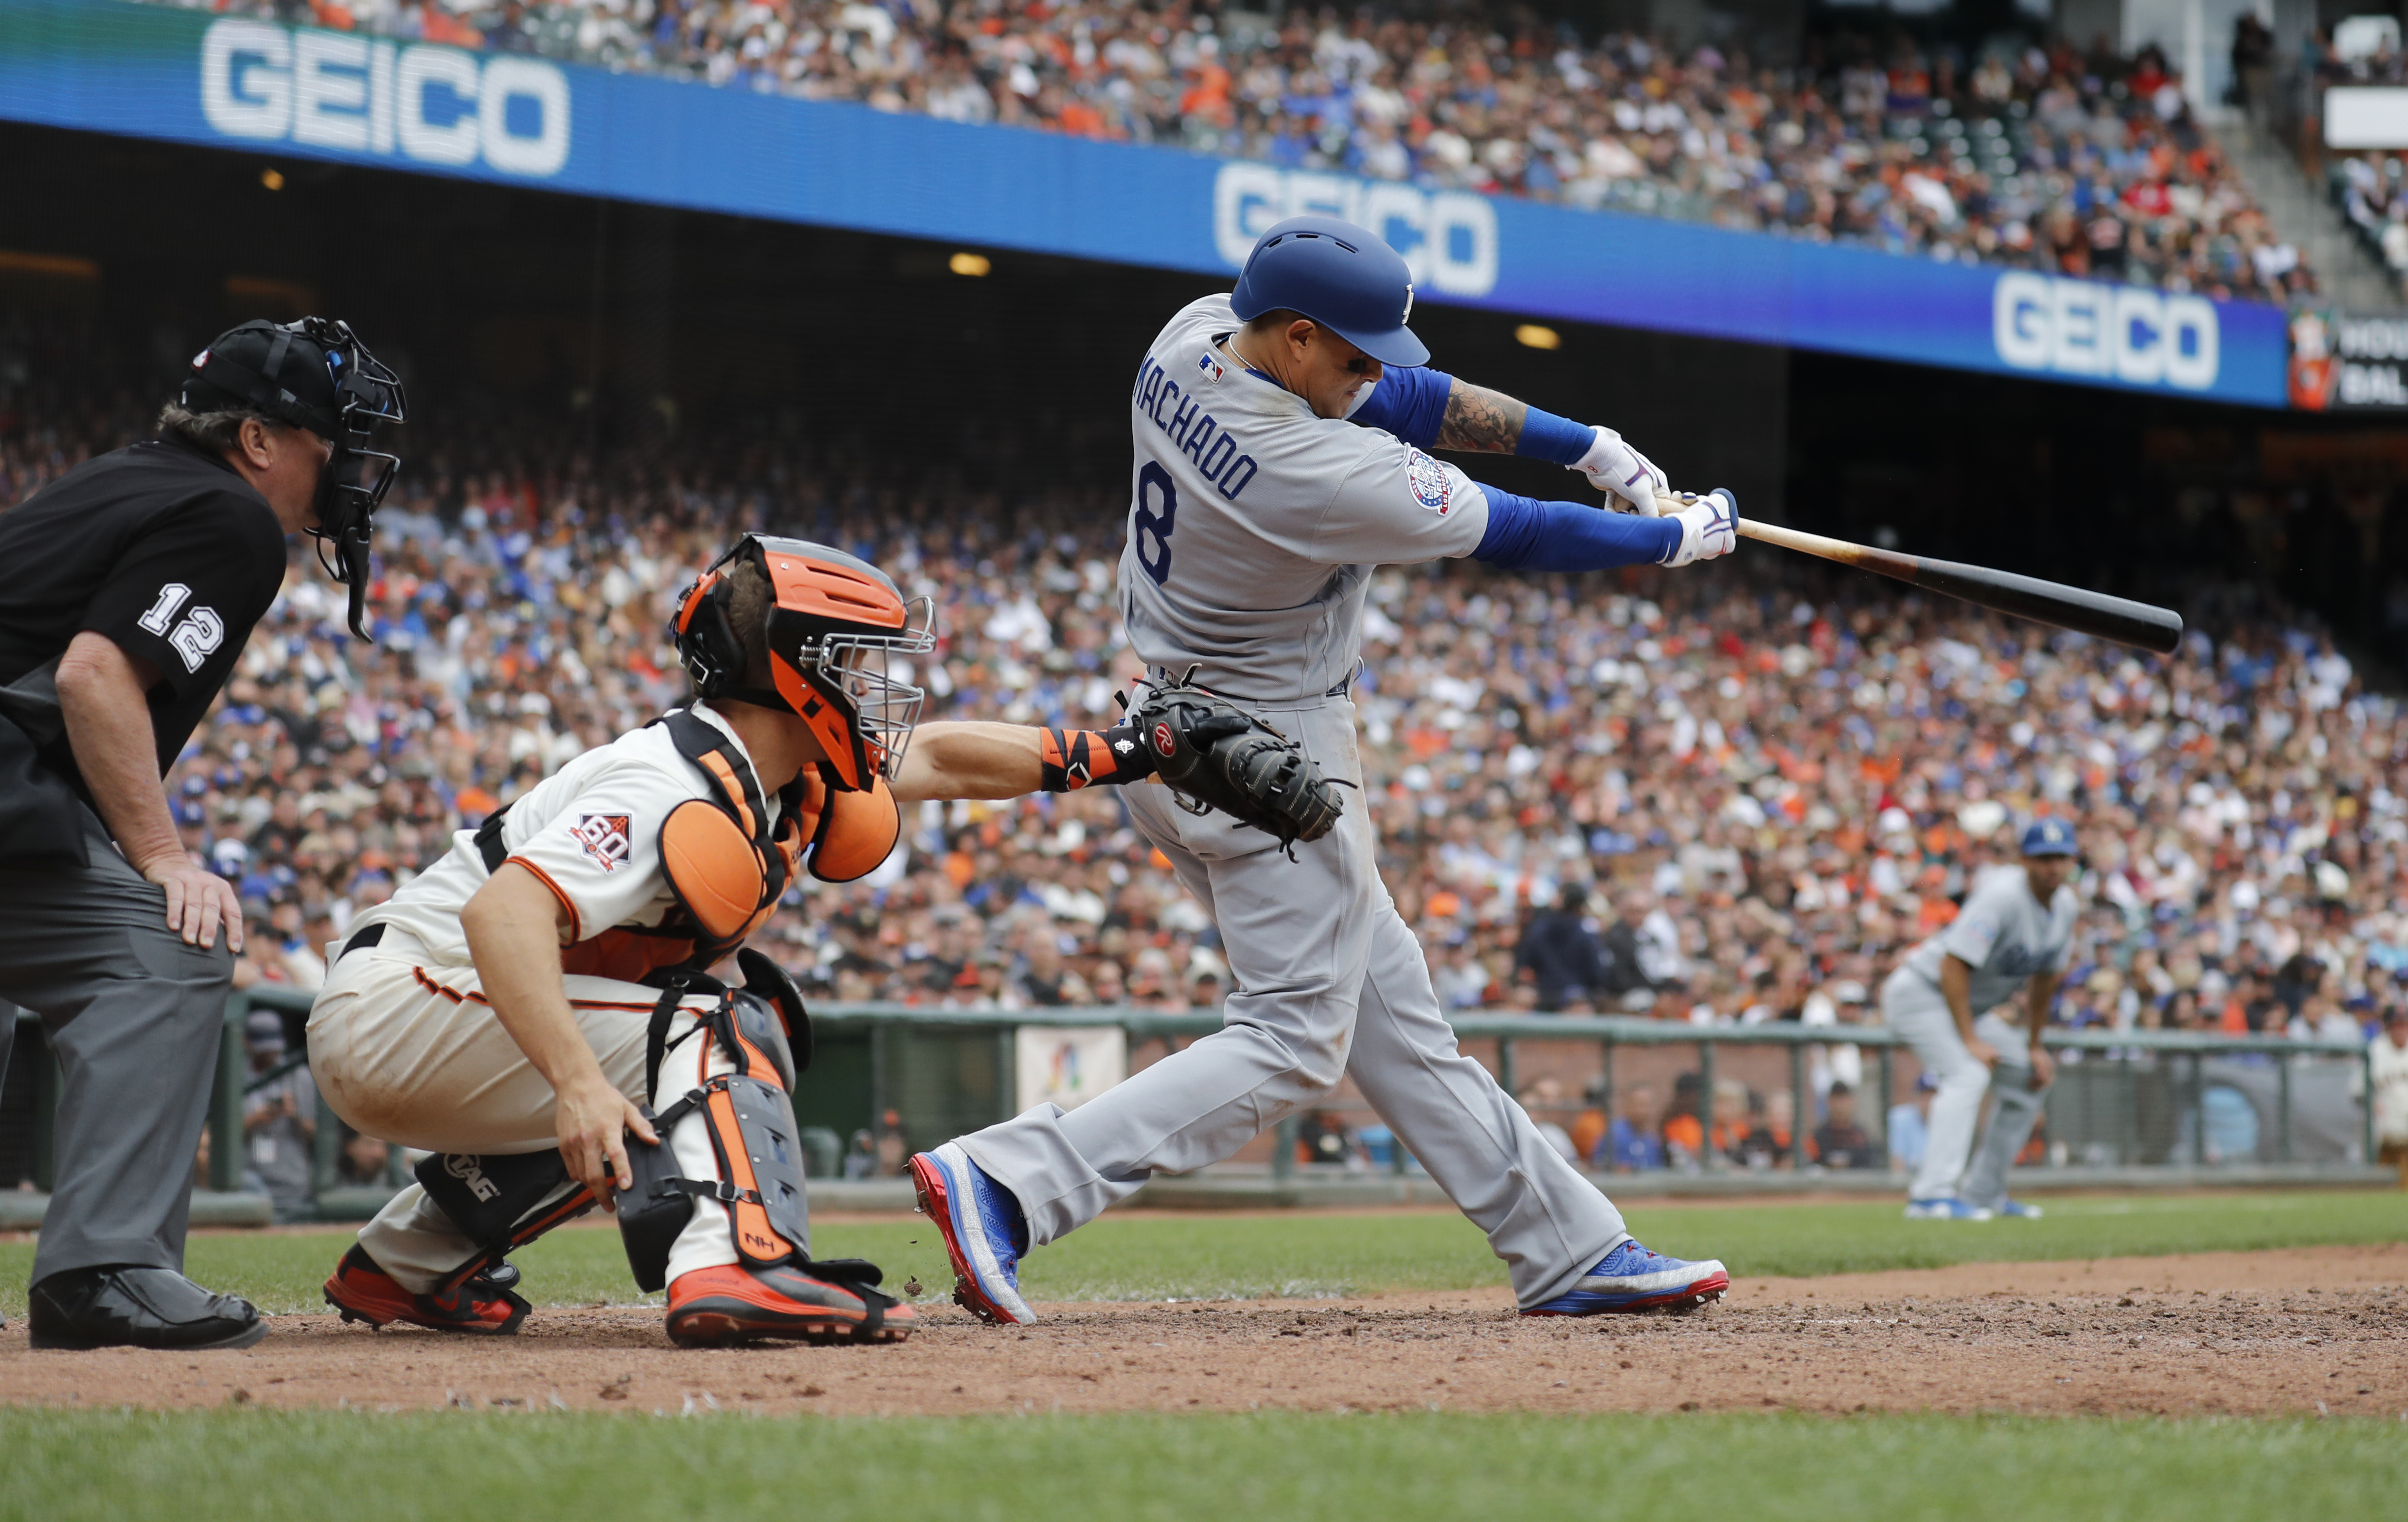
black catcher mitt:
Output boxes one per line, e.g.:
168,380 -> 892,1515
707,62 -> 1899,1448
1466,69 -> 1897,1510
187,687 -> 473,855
1126,675 -> 1345,852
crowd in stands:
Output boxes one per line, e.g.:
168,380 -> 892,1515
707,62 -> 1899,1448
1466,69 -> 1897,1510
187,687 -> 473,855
9,362 -> 2406,1188
177,1 -> 2313,303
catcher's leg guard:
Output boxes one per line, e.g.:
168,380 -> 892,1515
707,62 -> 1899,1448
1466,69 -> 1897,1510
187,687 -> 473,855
624,986 -> 912,1345
399,1148 -> 593,1306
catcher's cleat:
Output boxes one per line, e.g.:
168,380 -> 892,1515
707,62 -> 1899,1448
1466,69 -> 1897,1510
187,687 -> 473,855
322,1243 -> 531,1335
663,1262 -> 917,1347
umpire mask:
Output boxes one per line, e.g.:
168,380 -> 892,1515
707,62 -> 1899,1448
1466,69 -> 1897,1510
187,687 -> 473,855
184,317 -> 408,640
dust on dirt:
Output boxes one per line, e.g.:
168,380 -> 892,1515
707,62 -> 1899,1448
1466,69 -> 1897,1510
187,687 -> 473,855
3,1243 -> 2401,1418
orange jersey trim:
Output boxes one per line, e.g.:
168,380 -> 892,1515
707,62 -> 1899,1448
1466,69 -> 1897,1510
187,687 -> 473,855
409,964 -> 661,1014
501,855 -> 585,943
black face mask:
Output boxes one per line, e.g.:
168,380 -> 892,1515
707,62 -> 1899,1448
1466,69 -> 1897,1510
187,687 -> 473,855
302,323 -> 406,640
312,425 -> 401,639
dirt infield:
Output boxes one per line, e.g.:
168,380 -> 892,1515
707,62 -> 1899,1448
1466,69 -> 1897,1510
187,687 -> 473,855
3,1244 -> 2400,1418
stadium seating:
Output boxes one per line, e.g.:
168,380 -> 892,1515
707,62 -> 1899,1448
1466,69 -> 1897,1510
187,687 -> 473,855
180,3 -> 2313,302
5,382 -> 2396,1067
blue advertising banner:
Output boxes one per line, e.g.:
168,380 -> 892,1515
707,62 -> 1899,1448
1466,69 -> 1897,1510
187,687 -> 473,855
0,0 -> 2290,407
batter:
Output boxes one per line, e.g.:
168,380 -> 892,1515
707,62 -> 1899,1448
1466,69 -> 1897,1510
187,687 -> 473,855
915,214 -> 1737,1322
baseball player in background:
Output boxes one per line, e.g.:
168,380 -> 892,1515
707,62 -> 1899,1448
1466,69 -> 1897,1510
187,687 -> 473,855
312,535 -> 1165,1345
1882,817 -> 2078,1220
914,214 -> 1737,1324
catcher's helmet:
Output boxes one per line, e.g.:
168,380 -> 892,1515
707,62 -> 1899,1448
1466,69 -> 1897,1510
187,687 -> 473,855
183,316 -> 407,640
669,536 -> 936,791
1229,214 -> 1428,367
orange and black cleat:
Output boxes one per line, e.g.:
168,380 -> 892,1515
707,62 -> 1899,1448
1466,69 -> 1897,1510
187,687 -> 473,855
664,1261 -> 917,1348
322,1244 -> 532,1335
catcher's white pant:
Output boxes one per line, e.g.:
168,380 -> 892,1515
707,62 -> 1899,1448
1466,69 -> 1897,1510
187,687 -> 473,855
958,694 -> 1628,1308
1882,968 -> 2041,1206
307,932 -> 749,1294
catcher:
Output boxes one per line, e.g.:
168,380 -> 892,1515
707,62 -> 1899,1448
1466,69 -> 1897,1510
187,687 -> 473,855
307,534 -> 1253,1345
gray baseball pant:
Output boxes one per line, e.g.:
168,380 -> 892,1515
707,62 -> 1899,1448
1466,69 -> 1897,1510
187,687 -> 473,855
957,694 -> 1627,1308
0,808 -> 233,1283
1883,969 -> 2043,1208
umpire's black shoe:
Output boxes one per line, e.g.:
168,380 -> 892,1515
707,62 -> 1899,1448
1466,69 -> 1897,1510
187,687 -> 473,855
28,1266 -> 267,1351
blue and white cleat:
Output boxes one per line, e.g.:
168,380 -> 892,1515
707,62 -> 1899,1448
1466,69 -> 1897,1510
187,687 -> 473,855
909,1142 -> 1035,1325
1992,1198 -> 2045,1220
1903,1198 -> 1994,1221
1522,1240 -> 1730,1316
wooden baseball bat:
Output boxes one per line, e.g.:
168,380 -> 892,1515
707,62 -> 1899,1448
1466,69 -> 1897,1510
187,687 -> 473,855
1660,492 -> 2184,655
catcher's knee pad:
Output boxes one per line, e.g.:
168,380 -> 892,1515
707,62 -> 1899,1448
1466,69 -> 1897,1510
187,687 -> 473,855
413,1148 -> 594,1287
619,993 -> 809,1292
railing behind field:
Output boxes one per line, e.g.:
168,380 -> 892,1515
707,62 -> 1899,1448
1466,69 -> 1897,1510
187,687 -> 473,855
1,993 -> 2382,1219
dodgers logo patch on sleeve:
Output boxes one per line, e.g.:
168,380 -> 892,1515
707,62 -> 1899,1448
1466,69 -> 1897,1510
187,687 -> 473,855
571,814 -> 633,872
1406,449 -> 1451,514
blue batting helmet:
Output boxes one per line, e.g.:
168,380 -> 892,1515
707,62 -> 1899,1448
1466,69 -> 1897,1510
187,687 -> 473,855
2019,818 -> 2078,857
1229,215 -> 1429,367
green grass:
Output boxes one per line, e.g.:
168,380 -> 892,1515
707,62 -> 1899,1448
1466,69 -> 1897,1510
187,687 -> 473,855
1,1409 -> 2401,1522
6,1189 -> 2405,1318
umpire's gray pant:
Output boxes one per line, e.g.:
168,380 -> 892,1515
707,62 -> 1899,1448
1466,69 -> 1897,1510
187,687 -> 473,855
958,694 -> 1627,1309
0,808 -> 232,1283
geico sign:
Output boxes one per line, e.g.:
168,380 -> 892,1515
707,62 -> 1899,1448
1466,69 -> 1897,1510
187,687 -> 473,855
1213,163 -> 1498,297
200,19 -> 570,178
1992,273 -> 2217,390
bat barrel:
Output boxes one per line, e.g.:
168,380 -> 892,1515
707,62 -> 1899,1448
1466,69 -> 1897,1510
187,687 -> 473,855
1908,556 -> 2184,655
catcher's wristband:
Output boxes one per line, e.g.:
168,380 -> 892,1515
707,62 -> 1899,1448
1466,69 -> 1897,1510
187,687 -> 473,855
1039,724 -> 1156,792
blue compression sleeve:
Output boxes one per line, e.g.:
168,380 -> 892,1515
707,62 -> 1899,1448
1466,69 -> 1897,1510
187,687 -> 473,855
1514,406 -> 1593,466
1348,365 -> 1452,447
1471,488 -> 1678,572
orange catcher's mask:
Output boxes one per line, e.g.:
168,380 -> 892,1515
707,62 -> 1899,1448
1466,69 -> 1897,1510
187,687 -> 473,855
668,535 -> 936,791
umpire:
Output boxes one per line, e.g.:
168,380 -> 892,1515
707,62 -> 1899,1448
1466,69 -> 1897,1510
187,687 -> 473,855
0,317 -> 403,1349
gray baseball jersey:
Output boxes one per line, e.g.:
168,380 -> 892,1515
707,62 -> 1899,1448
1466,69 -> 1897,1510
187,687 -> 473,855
1119,294 -> 1490,700
1900,864 -> 2077,1011
952,293 -> 1635,1310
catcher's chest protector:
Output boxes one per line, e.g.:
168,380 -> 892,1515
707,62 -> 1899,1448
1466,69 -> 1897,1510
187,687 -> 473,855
652,709 -> 805,966
640,708 -> 903,977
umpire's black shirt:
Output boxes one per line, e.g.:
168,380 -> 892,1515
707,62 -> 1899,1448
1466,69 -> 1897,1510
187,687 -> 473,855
0,435 -> 287,792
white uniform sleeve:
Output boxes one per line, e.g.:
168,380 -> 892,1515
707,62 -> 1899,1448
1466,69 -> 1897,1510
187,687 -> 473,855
502,761 -> 679,943
1936,882 -> 2007,971
1312,435 -> 1490,565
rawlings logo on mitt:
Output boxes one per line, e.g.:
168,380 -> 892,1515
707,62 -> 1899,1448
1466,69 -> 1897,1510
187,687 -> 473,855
1126,675 -> 1345,853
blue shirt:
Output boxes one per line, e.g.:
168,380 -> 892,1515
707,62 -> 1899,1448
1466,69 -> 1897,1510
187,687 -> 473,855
1602,1117 -> 1666,1171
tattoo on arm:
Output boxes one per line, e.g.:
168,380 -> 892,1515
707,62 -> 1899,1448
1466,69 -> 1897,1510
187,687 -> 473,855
1434,379 -> 1528,453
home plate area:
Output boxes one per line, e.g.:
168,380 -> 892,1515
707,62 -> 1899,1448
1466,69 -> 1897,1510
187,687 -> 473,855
3,1246 -> 2400,1419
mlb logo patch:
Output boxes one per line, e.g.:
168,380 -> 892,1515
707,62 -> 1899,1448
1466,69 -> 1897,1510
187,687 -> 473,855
1406,449 -> 1451,514
1196,351 -> 1225,384
571,814 -> 633,872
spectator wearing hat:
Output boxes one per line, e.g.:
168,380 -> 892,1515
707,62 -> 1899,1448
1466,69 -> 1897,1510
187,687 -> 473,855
1812,1083 -> 1884,1170
239,1009 -> 317,1222
1516,883 -> 1610,1012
